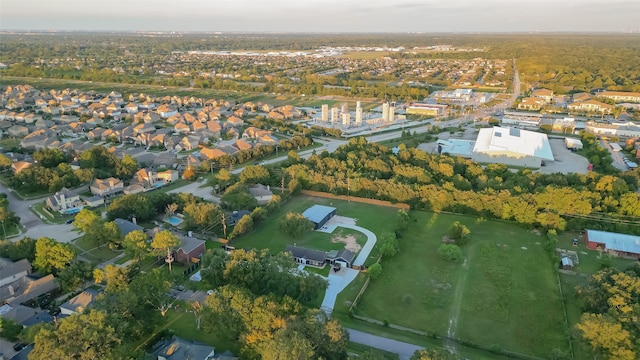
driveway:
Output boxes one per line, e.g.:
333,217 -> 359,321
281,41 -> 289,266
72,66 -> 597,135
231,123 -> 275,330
318,216 -> 377,314
347,328 -> 423,360
0,182 -> 44,230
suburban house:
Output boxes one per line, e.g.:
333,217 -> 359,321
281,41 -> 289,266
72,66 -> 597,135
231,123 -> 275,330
285,246 -> 328,267
114,218 -> 144,237
302,205 -> 337,230
517,97 -> 546,111
45,187 -> 84,214
156,104 -> 178,118
133,168 -> 158,187
248,184 -> 273,205
150,336 -> 218,360
157,169 -> 179,183
0,258 -> 31,287
585,229 -> 640,258
174,235 -> 206,264
531,88 -> 554,103
0,257 -> 58,307
11,160 -> 32,174
90,177 -> 124,196
285,246 -> 356,268
60,288 -> 100,315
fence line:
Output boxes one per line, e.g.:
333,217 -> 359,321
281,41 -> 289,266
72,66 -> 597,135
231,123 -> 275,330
299,190 -> 410,209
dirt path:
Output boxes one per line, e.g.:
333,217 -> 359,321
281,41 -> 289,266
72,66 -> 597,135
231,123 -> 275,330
445,257 -> 469,354
331,234 -> 362,253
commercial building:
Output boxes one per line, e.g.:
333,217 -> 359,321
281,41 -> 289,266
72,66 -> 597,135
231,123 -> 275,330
406,103 -> 448,117
471,127 -> 554,168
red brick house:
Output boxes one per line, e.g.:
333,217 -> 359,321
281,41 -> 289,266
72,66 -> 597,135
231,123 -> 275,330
174,236 -> 206,264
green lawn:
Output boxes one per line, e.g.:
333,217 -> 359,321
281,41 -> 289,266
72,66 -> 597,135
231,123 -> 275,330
32,203 -> 68,224
165,309 -> 239,354
342,211 -> 568,359
305,265 -> 330,277
231,195 -> 398,260
73,236 -> 121,264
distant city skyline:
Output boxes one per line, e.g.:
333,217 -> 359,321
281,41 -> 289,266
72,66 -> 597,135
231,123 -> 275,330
2,0 -> 639,33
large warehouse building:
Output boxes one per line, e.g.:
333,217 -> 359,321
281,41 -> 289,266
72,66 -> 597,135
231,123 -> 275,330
471,127 -> 554,168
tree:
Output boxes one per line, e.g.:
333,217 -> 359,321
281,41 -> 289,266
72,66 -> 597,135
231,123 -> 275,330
215,168 -> 233,190
33,237 -> 76,274
437,244 -> 464,262
102,264 -> 131,293
379,232 -> 399,258
395,209 -> 410,234
115,154 -> 139,180
221,184 -> 259,211
182,166 -> 196,181
230,214 -> 253,239
239,165 -> 270,184
182,201 -> 224,233
150,230 -> 180,271
200,248 -> 230,288
30,310 -> 122,360
73,209 -> 108,248
122,230 -> 150,261
576,313 -> 636,360
280,212 -> 313,238
57,261 -> 93,292
33,148 -> 67,168
448,221 -> 470,245
0,153 -> 11,168
368,263 -> 383,280
0,237 -> 36,262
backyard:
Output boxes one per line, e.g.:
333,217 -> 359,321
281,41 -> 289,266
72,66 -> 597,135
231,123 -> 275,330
231,195 -> 397,260
336,211 -> 569,359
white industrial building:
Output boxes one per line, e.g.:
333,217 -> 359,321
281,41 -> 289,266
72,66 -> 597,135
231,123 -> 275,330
471,127 -> 554,168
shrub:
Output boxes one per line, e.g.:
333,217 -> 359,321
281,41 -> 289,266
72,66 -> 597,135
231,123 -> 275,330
437,244 -> 464,262
368,263 -> 383,280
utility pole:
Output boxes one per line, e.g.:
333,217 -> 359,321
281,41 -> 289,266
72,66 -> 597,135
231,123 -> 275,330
221,213 -> 227,238
281,175 -> 285,194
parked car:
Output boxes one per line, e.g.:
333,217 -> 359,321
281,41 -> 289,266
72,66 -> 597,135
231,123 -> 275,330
13,343 -> 28,351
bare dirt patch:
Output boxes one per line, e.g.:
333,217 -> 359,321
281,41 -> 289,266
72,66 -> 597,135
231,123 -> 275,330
332,234 -> 362,253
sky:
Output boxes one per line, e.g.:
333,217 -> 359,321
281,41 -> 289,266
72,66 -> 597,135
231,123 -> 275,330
2,0 -> 639,33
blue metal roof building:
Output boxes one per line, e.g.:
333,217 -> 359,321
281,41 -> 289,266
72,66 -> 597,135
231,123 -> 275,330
302,205 -> 336,230
585,229 -> 640,257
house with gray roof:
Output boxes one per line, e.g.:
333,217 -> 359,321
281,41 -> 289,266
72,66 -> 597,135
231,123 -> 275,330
60,288 -> 100,315
114,218 -> 144,237
150,335 -> 215,360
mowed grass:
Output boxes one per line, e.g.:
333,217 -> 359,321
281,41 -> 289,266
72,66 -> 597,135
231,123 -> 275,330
231,195 -> 398,258
347,211 -> 568,358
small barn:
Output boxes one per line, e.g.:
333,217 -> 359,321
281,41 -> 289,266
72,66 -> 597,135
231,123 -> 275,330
585,229 -> 640,258
302,205 -> 336,230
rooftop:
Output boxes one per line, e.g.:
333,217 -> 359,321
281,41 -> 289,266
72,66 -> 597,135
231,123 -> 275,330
302,205 -> 336,225
473,127 -> 554,161
587,229 -> 640,255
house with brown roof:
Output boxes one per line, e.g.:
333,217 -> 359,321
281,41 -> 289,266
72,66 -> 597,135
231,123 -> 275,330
133,168 -> 158,187
225,116 -> 244,127
174,123 -> 191,135
157,104 -> 178,118
234,139 -> 252,151
90,177 -> 124,196
179,136 -> 200,151
531,88 -> 554,103
60,288 -> 100,315
517,97 -> 546,111
200,147 -> 226,160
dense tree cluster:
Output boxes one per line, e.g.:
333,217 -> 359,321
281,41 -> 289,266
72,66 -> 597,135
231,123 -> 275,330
277,137 -> 640,234
201,248 -> 327,305
575,264 -> 640,359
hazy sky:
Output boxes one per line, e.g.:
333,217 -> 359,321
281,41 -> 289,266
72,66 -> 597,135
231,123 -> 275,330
2,0 -> 639,33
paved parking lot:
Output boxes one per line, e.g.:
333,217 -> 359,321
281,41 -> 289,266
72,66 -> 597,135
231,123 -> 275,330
537,138 -> 589,175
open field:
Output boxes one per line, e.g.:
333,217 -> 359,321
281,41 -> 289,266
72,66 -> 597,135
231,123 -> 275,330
339,211 -> 569,358
232,195 -> 398,259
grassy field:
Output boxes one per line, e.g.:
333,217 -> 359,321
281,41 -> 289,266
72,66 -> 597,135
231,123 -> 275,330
341,211 -> 568,359
231,195 -> 398,260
